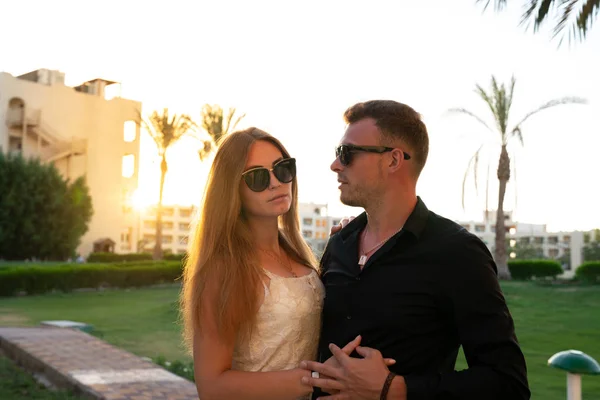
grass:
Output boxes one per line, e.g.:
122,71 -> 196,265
0,285 -> 187,361
0,354 -> 79,400
0,282 -> 599,399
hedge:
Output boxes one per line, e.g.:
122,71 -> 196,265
508,260 -> 563,280
87,252 -> 153,263
575,261 -> 600,283
86,252 -> 186,263
0,261 -> 184,297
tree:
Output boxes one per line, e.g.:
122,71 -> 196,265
0,153 -> 93,260
583,229 -> 600,261
477,0 -> 599,44
197,104 -> 246,160
138,108 -> 195,260
450,75 -> 586,279
511,239 -> 545,259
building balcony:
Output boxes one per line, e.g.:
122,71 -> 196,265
6,108 -> 41,128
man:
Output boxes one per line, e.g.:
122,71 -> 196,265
300,100 -> 529,399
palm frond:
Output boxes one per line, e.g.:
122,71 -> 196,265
476,0 -> 507,12
575,0 -> 600,39
447,108 -> 494,133
512,126 -> 525,146
462,144 -> 486,210
198,141 -> 213,161
511,96 -> 587,135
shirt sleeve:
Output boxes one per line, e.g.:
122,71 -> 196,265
403,235 -> 530,400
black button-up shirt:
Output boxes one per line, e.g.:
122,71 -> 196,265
316,198 -> 530,400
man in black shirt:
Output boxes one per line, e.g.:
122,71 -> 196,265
300,100 -> 529,400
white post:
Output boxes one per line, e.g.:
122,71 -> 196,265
567,373 -> 581,400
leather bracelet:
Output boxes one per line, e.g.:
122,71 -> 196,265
380,371 -> 397,400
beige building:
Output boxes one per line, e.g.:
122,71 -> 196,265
457,211 -> 589,277
138,205 -> 197,255
136,202 -> 340,256
0,68 -> 142,257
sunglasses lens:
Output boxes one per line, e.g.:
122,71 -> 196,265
336,146 -> 351,166
274,159 -> 296,183
244,168 -> 270,192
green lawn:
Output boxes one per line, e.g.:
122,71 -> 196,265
0,282 -> 599,399
0,285 -> 187,361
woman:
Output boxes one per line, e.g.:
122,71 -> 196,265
180,127 -> 326,399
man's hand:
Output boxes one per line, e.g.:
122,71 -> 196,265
301,344 -> 403,400
330,216 -> 355,235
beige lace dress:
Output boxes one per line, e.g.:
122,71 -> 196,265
232,268 -> 325,400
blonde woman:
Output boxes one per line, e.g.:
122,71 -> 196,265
182,128 -> 375,400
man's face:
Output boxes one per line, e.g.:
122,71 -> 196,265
330,118 -> 388,207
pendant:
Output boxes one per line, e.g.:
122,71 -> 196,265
358,255 -> 367,266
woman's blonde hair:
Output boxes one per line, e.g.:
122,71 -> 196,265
180,127 -> 317,351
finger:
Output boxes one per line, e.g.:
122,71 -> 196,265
356,346 -> 382,359
300,361 -> 342,379
341,335 -> 361,355
330,343 -> 353,367
384,358 -> 396,366
301,376 -> 345,392
316,393 -> 350,400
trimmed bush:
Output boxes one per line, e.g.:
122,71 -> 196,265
575,262 -> 600,283
508,260 -> 563,280
87,252 -> 153,263
0,261 -> 183,297
164,253 -> 186,262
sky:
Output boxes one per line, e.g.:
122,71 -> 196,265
1,0 -> 599,232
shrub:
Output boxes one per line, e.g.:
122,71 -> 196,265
0,261 -> 183,297
87,252 -> 153,263
575,262 -> 600,283
508,260 -> 563,280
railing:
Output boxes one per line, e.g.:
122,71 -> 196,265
5,108 -> 41,127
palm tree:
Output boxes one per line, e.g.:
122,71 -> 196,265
477,0 -> 599,44
197,104 -> 246,160
450,75 -> 586,279
138,108 -> 195,260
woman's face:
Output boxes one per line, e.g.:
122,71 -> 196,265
239,140 -> 294,219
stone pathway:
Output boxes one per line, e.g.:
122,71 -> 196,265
0,326 -> 198,399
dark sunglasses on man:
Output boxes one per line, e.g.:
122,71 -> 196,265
241,158 -> 296,192
335,144 -> 411,167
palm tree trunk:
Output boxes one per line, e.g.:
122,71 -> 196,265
153,154 -> 167,260
495,145 -> 511,280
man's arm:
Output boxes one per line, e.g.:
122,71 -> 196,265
399,236 -> 530,400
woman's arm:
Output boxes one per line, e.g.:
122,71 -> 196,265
193,280 -> 313,400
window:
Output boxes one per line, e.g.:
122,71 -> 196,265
303,230 -> 313,238
162,221 -> 173,230
122,154 -> 135,178
316,220 -> 321,227
143,234 -> 155,242
548,236 -> 558,245
162,208 -> 174,217
179,208 -> 192,218
475,225 -> 485,232
144,221 -> 156,230
179,235 -> 189,245
162,235 -> 173,244
563,235 -> 571,243
179,223 -> 189,231
534,237 -> 544,244
549,249 -> 559,258
124,121 -> 136,142
303,218 -> 313,226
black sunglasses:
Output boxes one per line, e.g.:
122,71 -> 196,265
241,158 -> 296,192
335,144 -> 411,167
